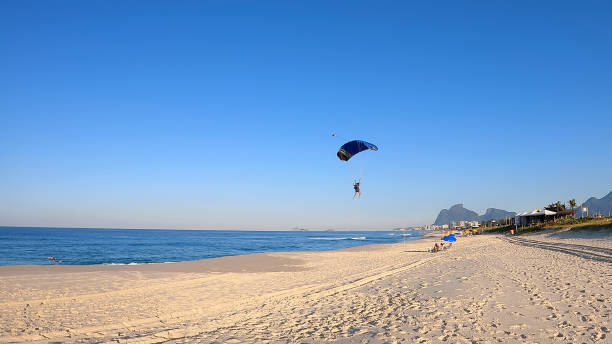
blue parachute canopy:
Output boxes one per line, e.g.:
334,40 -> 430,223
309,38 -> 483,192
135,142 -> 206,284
442,235 -> 457,242
337,140 -> 378,161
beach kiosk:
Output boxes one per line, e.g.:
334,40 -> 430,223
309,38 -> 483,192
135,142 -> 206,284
516,209 -> 556,226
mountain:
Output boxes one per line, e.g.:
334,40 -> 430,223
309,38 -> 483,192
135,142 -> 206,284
583,191 -> 612,216
479,208 -> 517,221
434,204 -> 479,225
433,190 -> 612,225
433,204 -> 516,225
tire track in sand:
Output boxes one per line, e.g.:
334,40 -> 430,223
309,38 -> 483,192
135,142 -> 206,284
129,256 -> 440,344
503,236 -> 612,264
3,254 -> 439,343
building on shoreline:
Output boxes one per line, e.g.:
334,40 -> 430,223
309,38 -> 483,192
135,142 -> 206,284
516,209 -> 577,226
426,221 -> 479,231
516,209 -> 556,226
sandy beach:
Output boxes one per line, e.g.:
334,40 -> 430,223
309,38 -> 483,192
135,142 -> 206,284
1,229 -> 610,343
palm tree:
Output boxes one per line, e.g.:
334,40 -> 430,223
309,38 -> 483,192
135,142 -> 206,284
555,201 -> 566,211
546,201 -> 567,212
569,199 -> 577,218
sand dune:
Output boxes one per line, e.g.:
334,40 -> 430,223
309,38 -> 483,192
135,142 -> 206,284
1,230 -> 610,343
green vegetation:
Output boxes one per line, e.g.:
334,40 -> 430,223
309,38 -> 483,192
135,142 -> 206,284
545,200 -> 567,212
474,196 -> 610,236
482,217 -> 612,235
479,225 -> 514,234
540,216 -> 612,230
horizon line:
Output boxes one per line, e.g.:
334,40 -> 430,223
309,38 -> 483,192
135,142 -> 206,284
0,225 -> 428,232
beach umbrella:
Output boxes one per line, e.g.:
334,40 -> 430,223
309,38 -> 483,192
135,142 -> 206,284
442,235 -> 457,242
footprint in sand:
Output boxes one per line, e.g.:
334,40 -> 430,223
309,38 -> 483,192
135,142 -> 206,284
494,303 -> 506,309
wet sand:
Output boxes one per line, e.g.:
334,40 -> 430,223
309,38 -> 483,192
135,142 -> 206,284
1,229 -> 610,343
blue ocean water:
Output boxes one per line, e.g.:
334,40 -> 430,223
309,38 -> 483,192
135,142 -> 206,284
0,227 -> 425,266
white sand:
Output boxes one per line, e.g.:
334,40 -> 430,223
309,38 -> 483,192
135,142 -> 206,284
1,229 -> 610,343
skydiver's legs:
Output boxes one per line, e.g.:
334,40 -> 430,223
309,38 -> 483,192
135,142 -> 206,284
358,191 -> 362,198
353,192 -> 357,199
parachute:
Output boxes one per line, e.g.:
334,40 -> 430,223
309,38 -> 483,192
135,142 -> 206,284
337,140 -> 378,161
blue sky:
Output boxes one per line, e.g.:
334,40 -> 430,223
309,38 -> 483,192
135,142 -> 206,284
1,1 -> 611,229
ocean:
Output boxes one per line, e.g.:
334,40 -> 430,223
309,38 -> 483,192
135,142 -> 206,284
0,227 -> 425,266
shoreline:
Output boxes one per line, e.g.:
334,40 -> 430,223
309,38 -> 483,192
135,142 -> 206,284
2,229 -> 608,343
0,253 -> 308,276
0,231 -> 433,273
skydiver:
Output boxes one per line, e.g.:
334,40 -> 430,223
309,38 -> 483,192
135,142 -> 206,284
353,179 -> 362,199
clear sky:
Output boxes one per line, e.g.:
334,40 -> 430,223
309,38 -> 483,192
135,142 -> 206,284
1,1 -> 611,230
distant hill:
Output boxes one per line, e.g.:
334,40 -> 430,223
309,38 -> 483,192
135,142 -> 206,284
583,191 -> 612,216
433,204 -> 479,225
433,190 -> 612,225
433,204 -> 515,225
479,208 -> 517,221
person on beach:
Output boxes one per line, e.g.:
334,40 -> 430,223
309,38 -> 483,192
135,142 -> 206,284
353,180 -> 362,199
47,256 -> 61,264
432,243 -> 440,253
